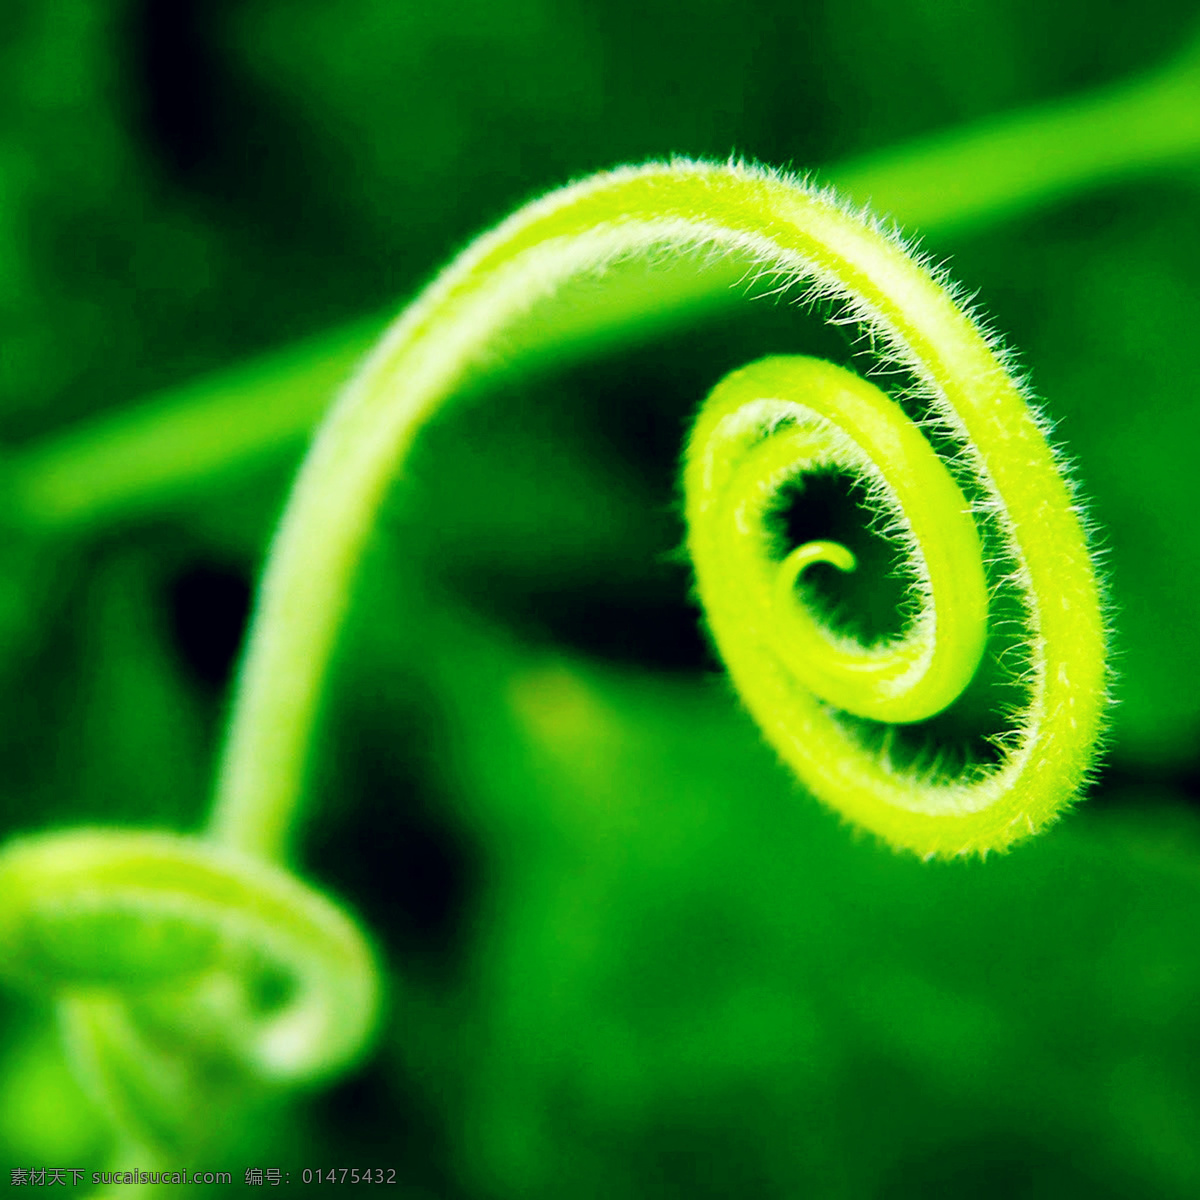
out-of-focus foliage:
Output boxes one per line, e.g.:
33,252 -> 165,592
3,0 -> 1200,1195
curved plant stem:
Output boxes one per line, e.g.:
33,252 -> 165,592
210,160 -> 1106,861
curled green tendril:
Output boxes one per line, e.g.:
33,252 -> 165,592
215,159 -> 1107,864
686,353 -> 1103,855
0,829 -> 378,1157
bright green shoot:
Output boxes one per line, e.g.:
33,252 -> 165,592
218,160 -> 1106,861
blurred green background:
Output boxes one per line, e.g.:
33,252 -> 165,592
4,0 -> 1200,1195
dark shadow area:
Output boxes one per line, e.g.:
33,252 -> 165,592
458,561 -> 717,676
877,1132 -> 1145,1199
165,560 -> 252,692
307,1059 -> 465,1199
307,688 -> 483,976
127,0 -> 225,182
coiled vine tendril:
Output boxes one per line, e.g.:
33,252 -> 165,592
214,158 -> 1107,862
0,828 -> 378,1161
0,159 -> 1108,1164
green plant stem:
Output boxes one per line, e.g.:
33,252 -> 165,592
4,33 -> 1199,538
208,161 -> 1105,860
